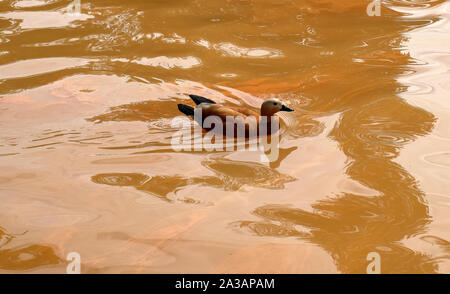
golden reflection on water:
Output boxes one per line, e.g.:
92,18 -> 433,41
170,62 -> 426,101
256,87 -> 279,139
0,0 -> 450,273
92,157 -> 296,202
0,227 -> 61,270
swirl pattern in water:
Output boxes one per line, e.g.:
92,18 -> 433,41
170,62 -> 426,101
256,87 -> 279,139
0,0 -> 449,273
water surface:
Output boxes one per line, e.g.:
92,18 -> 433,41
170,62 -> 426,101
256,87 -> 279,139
0,0 -> 449,273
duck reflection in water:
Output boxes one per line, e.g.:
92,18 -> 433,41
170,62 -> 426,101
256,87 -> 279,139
91,147 -> 296,202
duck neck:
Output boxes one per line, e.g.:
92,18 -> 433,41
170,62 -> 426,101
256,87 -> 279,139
260,110 -> 275,117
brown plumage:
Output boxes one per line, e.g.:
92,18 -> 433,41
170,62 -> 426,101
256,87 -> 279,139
177,94 -> 293,137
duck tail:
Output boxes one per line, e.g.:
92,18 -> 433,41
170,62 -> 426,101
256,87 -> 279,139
177,104 -> 195,116
189,94 -> 216,105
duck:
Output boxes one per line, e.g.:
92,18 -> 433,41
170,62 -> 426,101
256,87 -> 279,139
177,94 -> 293,137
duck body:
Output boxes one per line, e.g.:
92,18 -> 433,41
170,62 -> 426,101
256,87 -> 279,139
177,94 -> 293,137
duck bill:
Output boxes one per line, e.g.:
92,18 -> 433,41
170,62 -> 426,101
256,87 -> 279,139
280,105 -> 294,112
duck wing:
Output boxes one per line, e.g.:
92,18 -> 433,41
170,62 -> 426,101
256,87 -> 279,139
189,94 -> 216,105
200,104 -> 260,136
228,106 -> 259,118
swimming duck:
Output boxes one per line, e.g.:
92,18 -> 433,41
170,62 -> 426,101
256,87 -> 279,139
177,94 -> 293,137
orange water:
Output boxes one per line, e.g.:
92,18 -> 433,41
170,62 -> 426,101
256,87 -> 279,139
0,0 -> 449,273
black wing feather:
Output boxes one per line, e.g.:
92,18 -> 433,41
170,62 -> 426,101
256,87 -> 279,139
189,94 -> 216,105
177,104 -> 195,116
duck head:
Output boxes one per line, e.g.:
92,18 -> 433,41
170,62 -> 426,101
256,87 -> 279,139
260,98 -> 294,116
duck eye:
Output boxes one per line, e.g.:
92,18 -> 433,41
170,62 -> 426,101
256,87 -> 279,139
273,102 -> 277,106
